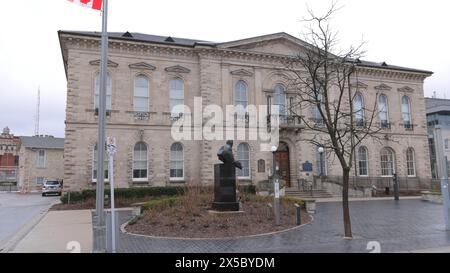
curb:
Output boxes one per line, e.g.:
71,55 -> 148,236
0,198 -> 60,253
120,213 -> 314,241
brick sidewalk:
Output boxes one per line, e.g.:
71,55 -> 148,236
108,199 -> 450,253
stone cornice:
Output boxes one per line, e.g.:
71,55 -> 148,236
374,83 -> 392,91
129,62 -> 156,70
60,33 -> 432,82
89,59 -> 119,67
397,86 -> 414,93
164,65 -> 190,73
350,81 -> 368,89
230,69 -> 253,77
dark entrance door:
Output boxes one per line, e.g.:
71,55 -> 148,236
275,142 -> 290,187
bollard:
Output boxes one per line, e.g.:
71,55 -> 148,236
295,203 -> 301,225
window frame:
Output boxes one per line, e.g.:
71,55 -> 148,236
358,146 -> 369,177
94,72 -> 112,110
237,142 -> 251,179
132,142 -> 149,182
133,75 -> 150,113
36,150 -> 46,169
169,142 -> 184,181
406,147 -> 416,177
378,94 -> 389,127
401,95 -> 412,128
354,92 -> 365,125
92,143 -> 109,182
380,147 -> 395,177
169,78 -> 185,117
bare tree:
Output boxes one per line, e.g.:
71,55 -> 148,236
285,2 -> 382,237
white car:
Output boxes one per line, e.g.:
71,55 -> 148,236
42,180 -> 62,196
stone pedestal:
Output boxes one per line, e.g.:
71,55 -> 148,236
212,164 -> 239,211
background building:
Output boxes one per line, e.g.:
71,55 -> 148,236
18,135 -> 64,192
58,31 -> 433,194
426,97 -> 450,179
0,127 -> 20,191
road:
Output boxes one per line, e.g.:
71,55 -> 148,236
0,192 -> 59,251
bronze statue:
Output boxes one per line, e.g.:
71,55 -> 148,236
217,140 -> 242,169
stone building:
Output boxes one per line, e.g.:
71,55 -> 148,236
58,31 -> 433,192
0,127 -> 20,190
18,135 -> 64,191
426,97 -> 450,178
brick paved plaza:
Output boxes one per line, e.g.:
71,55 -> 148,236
111,199 -> 450,253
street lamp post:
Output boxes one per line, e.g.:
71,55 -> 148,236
271,145 -> 280,226
318,147 -> 324,177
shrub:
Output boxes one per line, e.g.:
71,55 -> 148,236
238,184 -> 256,195
142,197 -> 179,211
60,186 -> 184,204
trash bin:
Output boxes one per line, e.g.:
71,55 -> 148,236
385,187 -> 390,195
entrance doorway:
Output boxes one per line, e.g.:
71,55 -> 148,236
275,142 -> 290,187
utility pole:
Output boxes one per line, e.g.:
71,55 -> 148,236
435,125 -> 450,230
34,87 -> 40,136
93,0 -> 109,252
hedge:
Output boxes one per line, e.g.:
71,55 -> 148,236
60,186 -> 184,204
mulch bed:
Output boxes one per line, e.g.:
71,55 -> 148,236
126,191 -> 311,238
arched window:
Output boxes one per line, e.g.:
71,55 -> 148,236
170,142 -> 184,179
273,84 -> 286,119
95,73 -> 112,110
406,148 -> 416,177
402,96 -> 412,129
93,143 -> 109,181
354,93 -> 364,126
169,78 -> 184,117
378,94 -> 389,128
380,147 -> 395,176
237,143 -> 250,178
313,88 -> 324,124
133,75 -> 149,112
234,80 -> 248,108
133,142 -> 148,180
358,146 -> 368,176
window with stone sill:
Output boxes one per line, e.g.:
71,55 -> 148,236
92,143 -> 109,182
237,143 -> 250,178
170,142 -> 184,179
133,142 -> 148,180
94,73 -> 112,110
37,150 -> 46,168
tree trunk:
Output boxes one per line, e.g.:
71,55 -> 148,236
342,168 -> 353,238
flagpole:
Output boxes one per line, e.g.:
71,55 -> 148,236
95,0 -> 108,228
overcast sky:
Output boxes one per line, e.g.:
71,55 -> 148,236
1,0 -> 449,138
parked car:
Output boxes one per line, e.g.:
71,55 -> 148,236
42,180 -> 62,196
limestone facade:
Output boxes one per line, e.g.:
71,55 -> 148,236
58,31 -> 433,191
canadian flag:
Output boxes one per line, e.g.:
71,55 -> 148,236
67,0 -> 102,10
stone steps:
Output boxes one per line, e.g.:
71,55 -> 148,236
285,189 -> 334,199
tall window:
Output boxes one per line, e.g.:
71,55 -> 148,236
445,139 -> 449,150
358,146 -> 368,176
133,75 -> 149,112
237,143 -> 250,178
94,73 -> 112,110
133,142 -> 148,180
380,147 -> 395,176
378,94 -> 389,128
401,96 -> 412,129
37,150 -> 45,168
313,88 -> 323,124
406,148 -> 416,177
273,84 -> 286,120
92,143 -> 109,181
170,143 -> 184,179
234,81 -> 248,117
354,93 -> 364,126
169,78 -> 184,117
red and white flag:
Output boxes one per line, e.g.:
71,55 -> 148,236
67,0 -> 102,10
